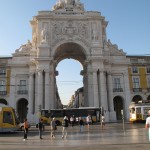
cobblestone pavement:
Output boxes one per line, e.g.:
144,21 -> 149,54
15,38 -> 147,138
0,122 -> 149,150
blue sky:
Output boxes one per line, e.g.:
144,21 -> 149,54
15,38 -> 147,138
0,0 -> 150,104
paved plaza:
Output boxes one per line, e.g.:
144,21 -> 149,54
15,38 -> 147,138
0,123 -> 149,150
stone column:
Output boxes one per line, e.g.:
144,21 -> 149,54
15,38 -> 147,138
37,70 -> 43,113
100,70 -> 109,121
28,72 -> 34,114
100,70 -> 108,111
92,69 -> 99,107
9,75 -> 16,108
45,70 -> 50,110
123,72 -> 131,120
107,71 -> 116,121
85,60 -> 93,106
49,61 -> 56,109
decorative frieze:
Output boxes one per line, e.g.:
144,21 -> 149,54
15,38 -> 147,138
51,21 -> 89,47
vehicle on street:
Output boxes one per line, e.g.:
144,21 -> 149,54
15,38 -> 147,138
129,101 -> 150,122
41,107 -> 101,126
0,104 -> 20,132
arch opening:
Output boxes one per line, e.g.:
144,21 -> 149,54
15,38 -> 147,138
132,95 -> 142,104
0,98 -> 7,105
113,96 -> 124,120
54,42 -> 87,65
17,98 -> 28,122
54,42 -> 85,107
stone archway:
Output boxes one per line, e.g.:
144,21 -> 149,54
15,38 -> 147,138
0,98 -> 8,105
17,98 -> 28,122
132,95 -> 142,104
53,42 -> 87,107
53,42 -> 87,64
113,96 -> 124,120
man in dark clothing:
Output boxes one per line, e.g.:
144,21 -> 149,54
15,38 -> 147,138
79,117 -> 84,132
62,116 -> 69,139
38,119 -> 44,139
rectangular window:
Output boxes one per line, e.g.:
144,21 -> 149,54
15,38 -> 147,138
147,67 -> 150,73
19,80 -> 26,91
0,80 -> 6,91
133,77 -> 140,88
3,111 -> 14,125
114,78 -> 121,89
132,67 -> 138,74
148,77 -> 150,87
0,68 -> 6,75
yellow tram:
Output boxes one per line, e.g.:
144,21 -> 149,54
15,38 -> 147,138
129,101 -> 150,122
0,104 -> 19,132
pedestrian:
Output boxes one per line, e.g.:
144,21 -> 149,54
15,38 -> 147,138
70,116 -> 74,127
86,114 -> 92,129
76,117 -> 79,125
38,119 -> 44,139
23,118 -> 29,141
62,116 -> 69,139
101,115 -> 105,129
145,110 -> 150,141
51,117 -> 57,139
79,117 -> 84,132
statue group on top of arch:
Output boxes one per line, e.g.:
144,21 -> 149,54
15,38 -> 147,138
52,0 -> 84,11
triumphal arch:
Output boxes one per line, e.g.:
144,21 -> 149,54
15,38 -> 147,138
10,0 -> 131,122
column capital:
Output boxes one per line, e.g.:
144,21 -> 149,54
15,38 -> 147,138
92,68 -> 98,73
44,69 -> 50,73
107,71 -> 112,76
49,71 -> 55,76
29,71 -> 35,76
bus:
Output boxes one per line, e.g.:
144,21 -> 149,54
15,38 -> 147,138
129,101 -> 150,122
0,104 -> 20,132
41,107 -> 101,125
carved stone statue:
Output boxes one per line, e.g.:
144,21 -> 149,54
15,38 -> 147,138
41,27 -> 48,44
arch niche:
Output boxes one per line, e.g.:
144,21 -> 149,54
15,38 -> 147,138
113,96 -> 124,120
132,95 -> 142,104
53,42 -> 88,106
17,98 -> 28,122
0,98 -> 8,105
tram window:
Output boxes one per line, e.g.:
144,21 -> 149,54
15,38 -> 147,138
136,108 -> 141,113
41,110 -> 50,118
3,111 -> 14,125
130,108 -> 135,113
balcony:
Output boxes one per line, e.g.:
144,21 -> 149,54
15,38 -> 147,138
133,88 -> 142,92
113,88 -> 123,92
0,91 -> 7,95
17,90 -> 28,95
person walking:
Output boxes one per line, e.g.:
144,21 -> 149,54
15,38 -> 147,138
79,117 -> 84,132
101,115 -> 105,129
70,116 -> 74,127
38,119 -> 44,139
62,116 -> 69,139
86,114 -> 92,129
23,118 -> 29,141
51,117 -> 57,139
145,110 -> 150,141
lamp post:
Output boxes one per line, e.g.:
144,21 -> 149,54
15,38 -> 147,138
121,109 -> 125,132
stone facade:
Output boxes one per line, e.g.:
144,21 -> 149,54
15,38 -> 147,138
0,0 -> 135,123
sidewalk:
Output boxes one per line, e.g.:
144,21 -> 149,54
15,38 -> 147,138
0,123 -> 149,150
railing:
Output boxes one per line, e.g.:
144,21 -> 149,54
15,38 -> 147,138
17,90 -> 28,95
113,88 -> 123,92
133,88 -> 142,92
0,73 -> 6,76
0,91 -> 7,95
